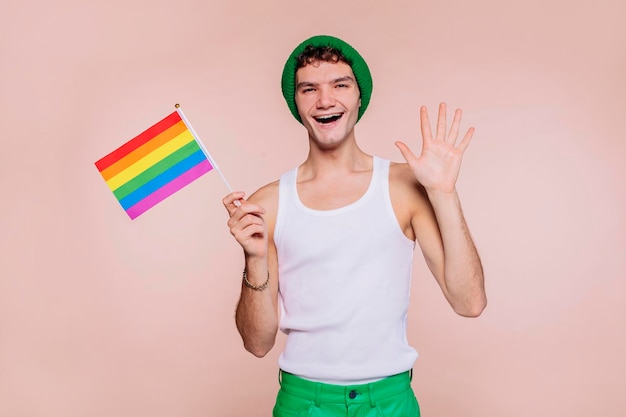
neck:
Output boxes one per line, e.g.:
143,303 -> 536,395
301,144 -> 371,181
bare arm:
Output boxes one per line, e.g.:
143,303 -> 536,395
223,185 -> 279,356
396,103 -> 486,317
416,188 -> 485,317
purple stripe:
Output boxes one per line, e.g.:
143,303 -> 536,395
125,160 -> 213,219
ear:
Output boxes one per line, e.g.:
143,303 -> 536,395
359,98 -> 362,108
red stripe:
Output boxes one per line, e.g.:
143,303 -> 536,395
95,111 -> 182,172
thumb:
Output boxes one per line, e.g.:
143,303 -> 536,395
395,141 -> 418,165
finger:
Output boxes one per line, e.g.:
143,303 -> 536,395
230,203 -> 266,224
233,223 -> 266,246
457,127 -> 475,153
447,109 -> 462,145
241,223 -> 266,240
395,141 -> 419,166
222,191 -> 245,214
229,210 -> 266,240
231,212 -> 265,235
435,102 -> 447,141
419,106 -> 433,143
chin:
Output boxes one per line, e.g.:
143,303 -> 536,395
311,134 -> 350,149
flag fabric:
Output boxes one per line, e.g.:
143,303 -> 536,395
95,110 -> 213,219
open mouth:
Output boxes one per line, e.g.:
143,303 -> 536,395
313,113 -> 343,124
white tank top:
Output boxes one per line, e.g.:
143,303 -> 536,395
274,156 -> 418,384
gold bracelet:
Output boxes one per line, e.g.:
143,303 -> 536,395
242,268 -> 270,291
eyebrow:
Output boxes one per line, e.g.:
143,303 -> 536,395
296,76 -> 356,90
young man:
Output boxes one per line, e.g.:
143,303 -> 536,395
222,35 -> 486,417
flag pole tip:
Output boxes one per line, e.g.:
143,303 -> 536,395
175,103 -> 180,108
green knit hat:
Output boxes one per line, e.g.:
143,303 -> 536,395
281,35 -> 373,124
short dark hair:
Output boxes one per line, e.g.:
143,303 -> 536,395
295,45 -> 350,69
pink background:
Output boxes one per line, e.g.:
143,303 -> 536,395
1,0 -> 625,416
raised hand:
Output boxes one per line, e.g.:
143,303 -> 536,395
395,102 -> 474,193
222,191 -> 268,259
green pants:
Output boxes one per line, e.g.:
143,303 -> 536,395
273,371 -> 420,417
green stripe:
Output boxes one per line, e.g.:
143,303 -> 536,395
112,140 -> 202,199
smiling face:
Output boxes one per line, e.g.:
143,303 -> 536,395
294,60 -> 361,150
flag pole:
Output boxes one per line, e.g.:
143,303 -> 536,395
174,103 -> 235,194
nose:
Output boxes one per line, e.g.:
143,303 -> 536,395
316,86 -> 335,109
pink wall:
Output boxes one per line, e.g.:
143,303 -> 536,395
1,0 -> 625,416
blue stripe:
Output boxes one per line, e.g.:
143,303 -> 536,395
119,150 -> 207,210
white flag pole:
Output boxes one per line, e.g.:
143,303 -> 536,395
174,104 -> 239,205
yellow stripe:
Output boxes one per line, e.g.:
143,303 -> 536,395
105,130 -> 195,190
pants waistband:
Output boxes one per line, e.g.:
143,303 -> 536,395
278,370 -> 412,406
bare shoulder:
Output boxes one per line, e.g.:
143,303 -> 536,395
248,180 -> 279,205
247,179 -> 280,222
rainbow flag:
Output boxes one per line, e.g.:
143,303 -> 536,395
95,110 -> 213,219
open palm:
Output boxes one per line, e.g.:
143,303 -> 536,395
396,102 -> 474,193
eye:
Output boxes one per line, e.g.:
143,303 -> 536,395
301,87 -> 316,93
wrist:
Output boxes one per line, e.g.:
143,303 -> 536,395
425,187 -> 458,201
243,255 -> 270,288
244,254 -> 267,269
242,267 -> 270,291
425,188 -> 464,216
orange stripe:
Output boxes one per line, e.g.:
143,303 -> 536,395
100,120 -> 188,181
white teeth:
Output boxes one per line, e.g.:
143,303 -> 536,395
315,113 -> 341,120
